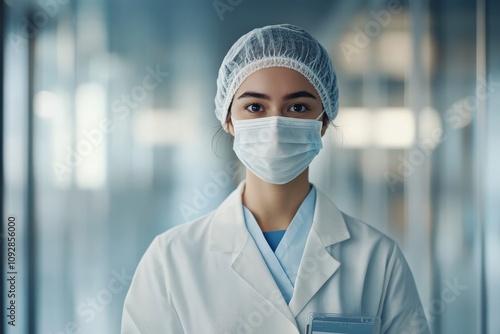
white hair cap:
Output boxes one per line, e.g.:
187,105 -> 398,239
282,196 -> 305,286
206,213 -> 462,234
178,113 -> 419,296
214,23 -> 339,131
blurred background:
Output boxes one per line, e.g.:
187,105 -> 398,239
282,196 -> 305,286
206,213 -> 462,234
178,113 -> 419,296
1,0 -> 499,333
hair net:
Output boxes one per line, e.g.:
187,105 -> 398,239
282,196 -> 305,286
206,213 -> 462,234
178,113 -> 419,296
214,23 -> 339,131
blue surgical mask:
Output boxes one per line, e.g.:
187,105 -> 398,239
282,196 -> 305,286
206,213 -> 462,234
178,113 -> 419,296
231,111 -> 325,185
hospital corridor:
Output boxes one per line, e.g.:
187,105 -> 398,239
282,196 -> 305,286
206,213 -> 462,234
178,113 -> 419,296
1,0 -> 499,333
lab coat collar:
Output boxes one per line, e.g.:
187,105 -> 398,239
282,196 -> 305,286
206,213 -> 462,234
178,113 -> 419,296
289,187 -> 350,316
208,180 -> 248,252
311,186 -> 351,247
209,181 -> 350,251
208,180 -> 351,321
209,180 -> 299,328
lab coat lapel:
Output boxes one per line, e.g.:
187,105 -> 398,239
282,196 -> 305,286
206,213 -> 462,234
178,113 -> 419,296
208,181 -> 248,253
231,235 -> 298,326
289,188 -> 350,317
209,181 -> 298,327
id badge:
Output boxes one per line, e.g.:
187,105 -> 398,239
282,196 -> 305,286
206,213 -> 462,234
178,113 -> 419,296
306,313 -> 381,334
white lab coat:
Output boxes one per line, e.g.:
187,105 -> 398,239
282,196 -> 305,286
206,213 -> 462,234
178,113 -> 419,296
121,181 -> 430,334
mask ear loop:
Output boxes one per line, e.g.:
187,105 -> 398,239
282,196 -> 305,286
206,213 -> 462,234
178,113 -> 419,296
315,110 -> 326,121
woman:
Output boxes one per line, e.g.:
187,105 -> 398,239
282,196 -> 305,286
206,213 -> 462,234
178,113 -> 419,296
121,24 -> 430,334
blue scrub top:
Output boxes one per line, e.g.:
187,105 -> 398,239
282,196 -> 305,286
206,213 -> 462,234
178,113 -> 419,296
262,230 -> 287,252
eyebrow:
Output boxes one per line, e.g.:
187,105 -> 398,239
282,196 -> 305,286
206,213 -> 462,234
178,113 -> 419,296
237,91 -> 317,100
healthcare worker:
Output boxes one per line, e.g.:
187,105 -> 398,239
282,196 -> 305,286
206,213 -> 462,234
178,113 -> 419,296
121,24 -> 430,334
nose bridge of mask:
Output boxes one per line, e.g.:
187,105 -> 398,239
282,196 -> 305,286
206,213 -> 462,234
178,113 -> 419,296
232,116 -> 323,143
231,110 -> 325,124
231,113 -> 324,128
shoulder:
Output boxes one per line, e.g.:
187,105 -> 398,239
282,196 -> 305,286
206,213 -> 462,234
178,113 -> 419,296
155,181 -> 246,250
315,186 -> 397,253
339,212 -> 418,293
338,211 -> 401,265
343,213 -> 395,246
132,211 -> 218,284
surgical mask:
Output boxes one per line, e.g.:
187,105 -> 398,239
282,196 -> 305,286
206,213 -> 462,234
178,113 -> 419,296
231,111 -> 325,185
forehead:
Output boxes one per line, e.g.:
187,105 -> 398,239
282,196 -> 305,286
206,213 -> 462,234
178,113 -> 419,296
235,67 -> 320,98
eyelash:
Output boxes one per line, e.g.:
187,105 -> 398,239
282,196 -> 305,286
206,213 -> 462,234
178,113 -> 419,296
244,103 -> 310,113
245,103 -> 264,112
289,104 -> 310,113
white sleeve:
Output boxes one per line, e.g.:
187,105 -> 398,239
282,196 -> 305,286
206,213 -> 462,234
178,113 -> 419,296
381,242 -> 430,334
121,236 -> 185,334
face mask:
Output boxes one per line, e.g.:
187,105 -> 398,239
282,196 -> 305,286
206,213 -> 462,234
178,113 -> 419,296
231,111 -> 324,185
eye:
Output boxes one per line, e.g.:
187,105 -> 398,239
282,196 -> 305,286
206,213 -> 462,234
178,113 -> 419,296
245,103 -> 264,113
288,103 -> 309,113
